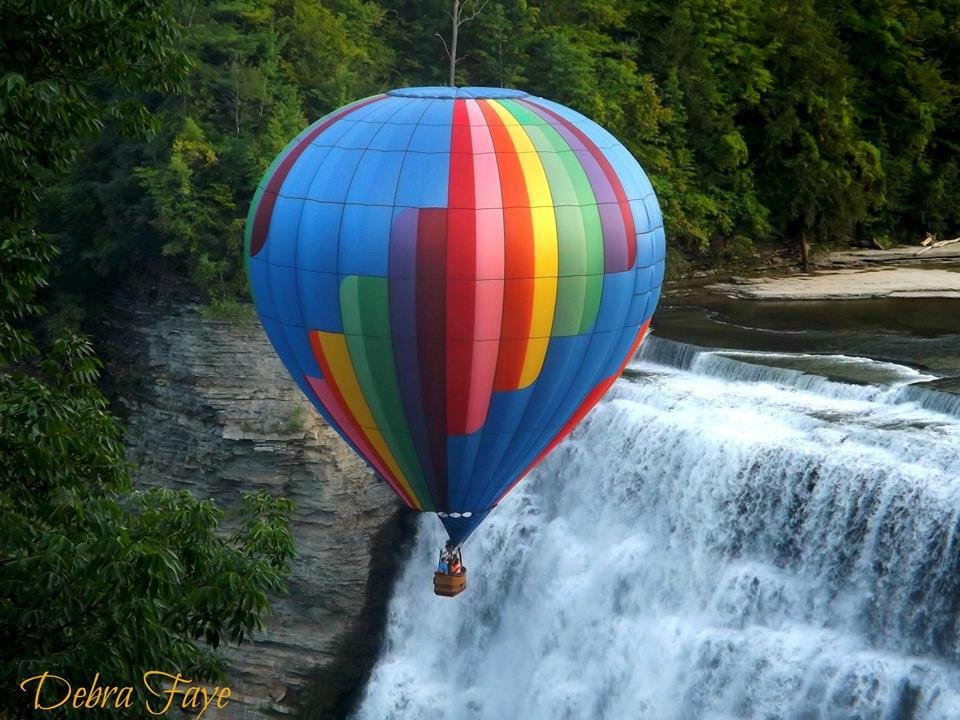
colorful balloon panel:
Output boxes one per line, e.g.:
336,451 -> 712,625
245,87 -> 666,545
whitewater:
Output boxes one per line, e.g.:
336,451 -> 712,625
354,336 -> 960,720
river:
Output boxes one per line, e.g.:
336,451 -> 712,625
352,294 -> 960,720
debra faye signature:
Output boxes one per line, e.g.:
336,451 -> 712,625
19,671 -> 232,717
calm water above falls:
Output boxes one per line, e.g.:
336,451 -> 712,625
354,334 -> 960,720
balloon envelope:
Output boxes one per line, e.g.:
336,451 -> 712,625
246,87 -> 665,545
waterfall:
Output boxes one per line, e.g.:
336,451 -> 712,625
636,336 -> 956,417
353,336 -> 960,720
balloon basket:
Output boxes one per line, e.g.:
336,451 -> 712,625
433,569 -> 467,597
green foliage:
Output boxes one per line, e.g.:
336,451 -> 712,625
0,0 -> 188,347
135,117 -> 245,299
754,0 -> 885,248
1,2 -> 295,716
0,333 -> 295,715
650,0 -> 773,252
285,405 -> 309,434
830,0 -> 960,240
0,0 -> 189,221
276,0 -> 394,118
0,255 -> 296,716
38,0 -> 960,293
201,297 -> 257,323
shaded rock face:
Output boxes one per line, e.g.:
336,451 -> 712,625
102,302 -> 410,719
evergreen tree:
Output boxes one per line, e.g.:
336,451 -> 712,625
831,0 -> 960,242
753,0 -> 885,259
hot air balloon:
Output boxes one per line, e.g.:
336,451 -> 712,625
245,87 -> 665,596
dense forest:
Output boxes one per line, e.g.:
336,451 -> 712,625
42,0 -> 960,311
1,0 -> 958,715
2,2 -> 295,716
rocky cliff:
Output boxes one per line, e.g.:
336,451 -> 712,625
100,300 -> 411,719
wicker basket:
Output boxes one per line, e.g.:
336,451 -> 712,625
433,569 -> 468,597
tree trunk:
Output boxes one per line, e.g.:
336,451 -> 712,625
800,231 -> 810,272
449,0 -> 459,87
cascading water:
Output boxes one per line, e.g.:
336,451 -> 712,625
353,336 -> 960,720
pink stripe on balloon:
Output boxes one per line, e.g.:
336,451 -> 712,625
463,339 -> 500,434
472,153 -> 502,210
445,99 -> 504,436
467,101 -> 502,212
465,99 -> 495,152
462,100 -> 503,434
474,209 -> 505,280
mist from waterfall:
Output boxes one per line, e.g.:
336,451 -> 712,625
353,337 -> 960,720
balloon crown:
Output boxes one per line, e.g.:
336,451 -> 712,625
387,86 -> 529,99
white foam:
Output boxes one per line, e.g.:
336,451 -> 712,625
354,345 -> 960,720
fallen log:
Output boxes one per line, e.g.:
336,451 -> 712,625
916,237 -> 960,255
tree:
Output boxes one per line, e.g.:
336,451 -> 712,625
437,0 -> 491,86
830,0 -> 960,243
0,0 -> 188,356
276,0 -> 394,118
651,0 -> 773,254
44,0 -> 396,306
29,0 -> 960,291
0,2 -> 295,716
753,0 -> 884,261
134,117 -> 246,301
0,335 -> 295,715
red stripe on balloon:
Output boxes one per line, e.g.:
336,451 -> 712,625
492,320 -> 651,505
522,101 -> 637,271
447,99 -> 475,206
416,208 -> 449,507
248,95 -> 385,257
